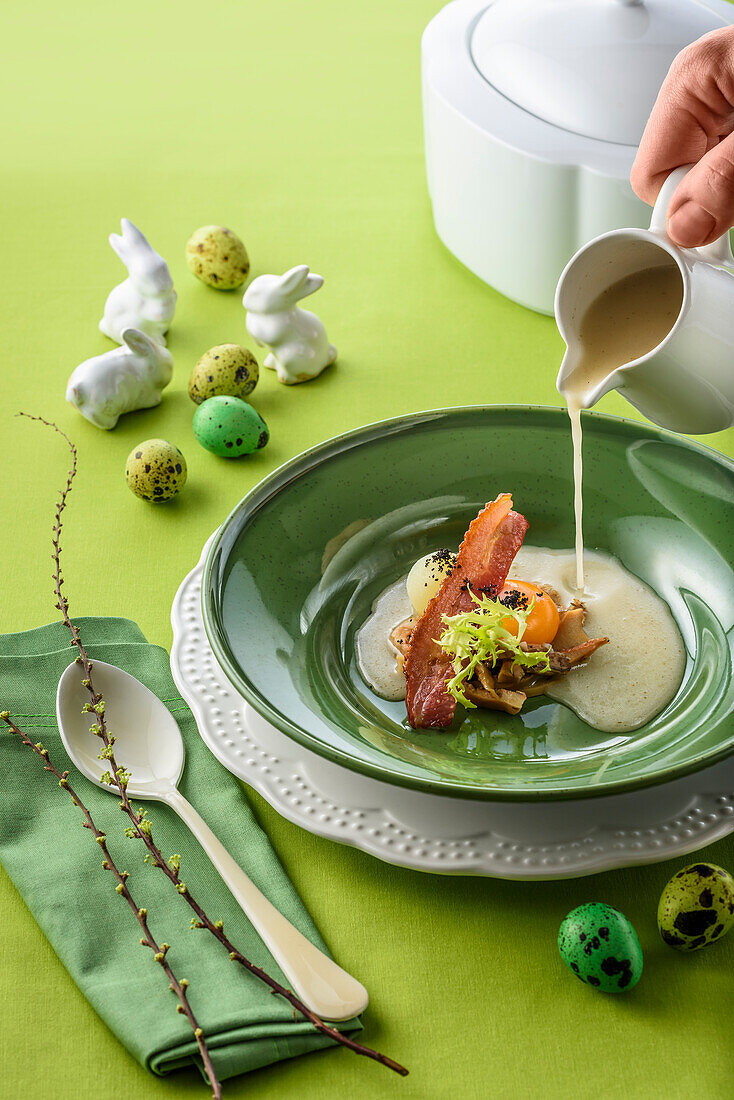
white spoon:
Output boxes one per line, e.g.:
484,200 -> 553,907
56,659 -> 368,1022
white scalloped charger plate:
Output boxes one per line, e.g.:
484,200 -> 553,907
170,537 -> 734,880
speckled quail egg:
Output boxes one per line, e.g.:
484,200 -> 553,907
406,549 -> 457,616
192,395 -> 269,458
658,863 -> 734,951
185,226 -> 249,289
125,439 -> 187,502
558,902 -> 643,993
188,344 -> 259,405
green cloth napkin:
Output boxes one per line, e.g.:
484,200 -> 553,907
0,617 -> 360,1081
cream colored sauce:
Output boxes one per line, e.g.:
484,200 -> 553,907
509,546 -> 685,732
560,264 -> 684,592
355,547 -> 686,733
355,578 -> 413,702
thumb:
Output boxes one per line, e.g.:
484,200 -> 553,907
667,133 -> 734,247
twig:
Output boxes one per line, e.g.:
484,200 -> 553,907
0,711 -> 222,1100
21,413 -> 408,1077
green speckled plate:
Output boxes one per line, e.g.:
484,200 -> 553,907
202,406 -> 734,801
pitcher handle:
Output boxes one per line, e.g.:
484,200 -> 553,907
650,163 -> 734,267
697,233 -> 734,266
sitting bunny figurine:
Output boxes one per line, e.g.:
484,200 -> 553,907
99,219 -> 176,345
243,265 -> 336,384
66,328 -> 174,430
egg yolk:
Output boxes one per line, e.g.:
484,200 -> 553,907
499,580 -> 560,645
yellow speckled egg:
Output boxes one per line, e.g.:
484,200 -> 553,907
658,863 -> 734,951
125,439 -> 187,503
185,226 -> 249,289
188,344 -> 259,405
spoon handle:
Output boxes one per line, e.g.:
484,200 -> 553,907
164,788 -> 368,1021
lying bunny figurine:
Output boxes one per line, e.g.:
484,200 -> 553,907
66,328 -> 173,430
99,219 -> 176,345
243,265 -> 336,384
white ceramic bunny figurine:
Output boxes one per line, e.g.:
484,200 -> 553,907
66,327 -> 174,430
243,265 -> 336,384
99,219 -> 177,345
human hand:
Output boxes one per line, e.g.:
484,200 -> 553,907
631,25 -> 734,248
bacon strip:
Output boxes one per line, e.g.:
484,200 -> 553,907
404,494 -> 528,729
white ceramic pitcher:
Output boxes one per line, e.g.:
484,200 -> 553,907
555,165 -> 734,434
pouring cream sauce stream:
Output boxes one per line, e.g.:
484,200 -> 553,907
559,263 -> 684,591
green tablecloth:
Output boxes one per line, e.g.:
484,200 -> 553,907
2,1 -> 733,1097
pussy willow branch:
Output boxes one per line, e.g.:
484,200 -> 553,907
22,413 -> 408,1078
0,711 -> 222,1100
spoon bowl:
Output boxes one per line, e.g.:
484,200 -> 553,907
56,659 -> 368,1021
57,659 -> 183,797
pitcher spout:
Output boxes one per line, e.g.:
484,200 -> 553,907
556,348 -> 618,411
555,347 -> 576,397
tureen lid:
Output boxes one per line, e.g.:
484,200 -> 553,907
470,0 -> 726,145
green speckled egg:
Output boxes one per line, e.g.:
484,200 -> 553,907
185,225 -> 249,289
558,903 -> 642,993
125,439 -> 187,503
188,344 -> 259,405
193,395 -> 269,458
658,863 -> 734,951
